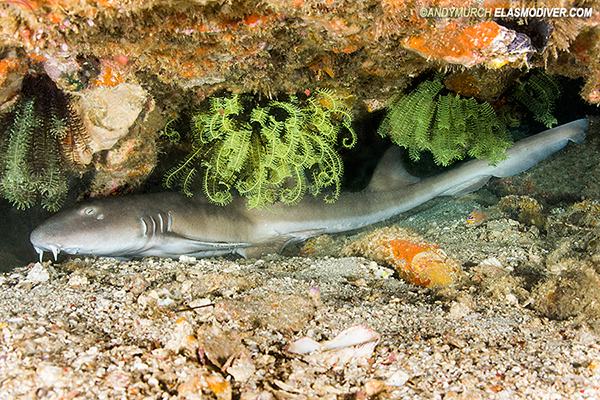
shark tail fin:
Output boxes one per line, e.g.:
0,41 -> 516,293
491,118 -> 589,179
367,146 -> 420,192
439,118 -> 590,197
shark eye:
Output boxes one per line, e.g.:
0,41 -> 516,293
83,207 -> 96,216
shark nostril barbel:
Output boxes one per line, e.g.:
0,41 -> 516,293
50,246 -> 60,261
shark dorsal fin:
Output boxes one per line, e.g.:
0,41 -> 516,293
367,146 -> 420,192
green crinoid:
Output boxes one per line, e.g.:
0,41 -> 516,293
378,77 -> 513,167
510,69 -> 561,128
0,73 -> 91,211
163,89 -> 356,209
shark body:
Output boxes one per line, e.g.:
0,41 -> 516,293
30,118 -> 589,261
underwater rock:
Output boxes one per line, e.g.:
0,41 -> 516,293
498,195 -> 546,229
85,96 -> 158,197
77,82 -> 148,164
0,56 -> 23,109
0,57 -> 21,91
532,262 -> 600,330
0,0 -> 597,106
443,67 -> 521,102
564,200 -> 600,228
42,53 -> 81,90
342,227 -> 462,288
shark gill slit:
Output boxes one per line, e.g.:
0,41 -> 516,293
166,212 -> 172,232
157,213 -> 164,233
141,217 -> 150,236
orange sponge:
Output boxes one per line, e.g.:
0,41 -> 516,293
343,227 -> 461,287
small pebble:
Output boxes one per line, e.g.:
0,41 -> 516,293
364,379 -> 385,396
26,263 -> 50,284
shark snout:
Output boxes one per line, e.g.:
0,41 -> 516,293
30,226 -> 64,261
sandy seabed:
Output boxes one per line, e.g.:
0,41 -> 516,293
2,202 -> 600,400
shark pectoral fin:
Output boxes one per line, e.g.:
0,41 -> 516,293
162,232 -> 253,254
281,228 -> 327,248
367,146 -> 420,192
243,228 -> 327,259
438,176 -> 492,197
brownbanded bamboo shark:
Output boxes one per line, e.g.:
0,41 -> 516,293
30,118 -> 589,261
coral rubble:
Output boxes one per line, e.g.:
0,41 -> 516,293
533,263 -> 600,330
498,195 -> 546,229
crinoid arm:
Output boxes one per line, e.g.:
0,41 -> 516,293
511,69 -> 560,129
379,77 -> 512,166
164,90 -> 356,209
0,73 -> 92,211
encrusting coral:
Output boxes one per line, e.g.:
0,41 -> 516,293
164,89 -> 356,209
0,0 -> 597,109
498,195 -> 547,229
378,77 -> 513,166
533,264 -> 600,328
0,73 -> 91,211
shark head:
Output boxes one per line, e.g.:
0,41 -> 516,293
30,197 -> 156,261
29,193 -> 253,261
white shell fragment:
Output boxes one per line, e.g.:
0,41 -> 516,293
286,325 -> 380,366
321,325 -> 380,350
227,351 -> 256,383
286,337 -> 322,354
385,370 -> 410,387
